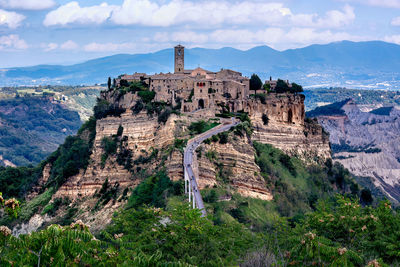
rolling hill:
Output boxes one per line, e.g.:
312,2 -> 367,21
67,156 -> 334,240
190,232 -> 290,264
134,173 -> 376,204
2,41 -> 400,89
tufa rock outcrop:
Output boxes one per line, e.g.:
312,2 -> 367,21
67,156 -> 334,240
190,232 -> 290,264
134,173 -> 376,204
25,88 -> 330,231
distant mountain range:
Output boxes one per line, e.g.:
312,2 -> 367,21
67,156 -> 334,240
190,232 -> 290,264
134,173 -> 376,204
1,41 -> 400,89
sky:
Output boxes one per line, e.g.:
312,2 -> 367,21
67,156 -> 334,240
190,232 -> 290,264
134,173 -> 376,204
0,0 -> 399,67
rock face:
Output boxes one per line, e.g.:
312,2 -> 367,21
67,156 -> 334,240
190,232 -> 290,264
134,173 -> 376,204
54,110 -> 177,200
28,90 -> 330,230
245,94 -> 331,163
26,163 -> 52,201
311,99 -> 400,203
194,135 -> 273,201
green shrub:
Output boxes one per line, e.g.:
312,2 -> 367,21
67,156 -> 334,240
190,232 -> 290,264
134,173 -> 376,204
173,139 -> 187,151
0,166 -> 42,199
253,93 -> 266,104
127,171 -> 177,209
94,179 -> 120,208
47,136 -> 91,188
93,99 -> 110,119
19,188 -> 54,221
100,136 -> 118,167
205,150 -> 217,161
41,197 -> 64,216
218,132 -> 229,144
211,135 -> 219,142
138,91 -> 156,103
131,100 -> 144,114
158,108 -> 171,124
117,125 -> 124,136
188,120 -> 219,135
262,114 -> 269,125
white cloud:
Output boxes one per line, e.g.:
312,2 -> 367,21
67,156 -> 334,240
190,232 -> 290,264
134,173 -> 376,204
111,0 -> 354,28
392,16 -> 400,26
384,35 -> 400,44
43,0 -> 355,29
0,0 -> 55,10
156,28 -> 365,50
83,42 -> 136,52
366,0 -> 400,8
41,42 -> 58,51
294,5 -> 355,28
0,9 -> 25,28
0,34 -> 28,50
338,0 -> 400,8
60,40 -> 78,50
43,1 -> 117,27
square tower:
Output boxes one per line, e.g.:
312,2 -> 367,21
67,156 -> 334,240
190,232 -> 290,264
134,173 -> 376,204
174,45 -> 184,74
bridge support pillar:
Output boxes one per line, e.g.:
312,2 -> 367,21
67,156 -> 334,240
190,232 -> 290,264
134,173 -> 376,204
184,168 -> 188,194
188,179 -> 191,203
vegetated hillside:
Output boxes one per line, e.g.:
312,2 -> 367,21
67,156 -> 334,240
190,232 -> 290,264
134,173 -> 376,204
0,85 -> 103,121
307,99 -> 400,204
2,41 -> 400,88
0,96 -> 82,166
1,131 -> 398,266
304,88 -> 400,111
0,86 -> 397,265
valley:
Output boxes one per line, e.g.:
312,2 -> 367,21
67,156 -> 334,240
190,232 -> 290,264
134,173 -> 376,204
308,99 -> 400,204
1,45 -> 400,266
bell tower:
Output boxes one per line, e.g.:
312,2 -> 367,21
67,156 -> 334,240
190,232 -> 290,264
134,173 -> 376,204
174,45 -> 184,74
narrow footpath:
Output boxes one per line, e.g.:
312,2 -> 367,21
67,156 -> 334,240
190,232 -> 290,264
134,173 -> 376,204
183,117 -> 240,217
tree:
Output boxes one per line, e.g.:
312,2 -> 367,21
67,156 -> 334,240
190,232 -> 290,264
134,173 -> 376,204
275,79 -> 289,93
360,188 -> 373,205
119,79 -> 129,87
107,77 -> 111,90
250,74 -> 262,95
112,78 -> 116,88
291,82 -> 303,93
263,83 -> 271,93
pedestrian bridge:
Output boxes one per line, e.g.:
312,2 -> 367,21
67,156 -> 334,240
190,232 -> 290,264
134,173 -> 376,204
183,117 -> 239,217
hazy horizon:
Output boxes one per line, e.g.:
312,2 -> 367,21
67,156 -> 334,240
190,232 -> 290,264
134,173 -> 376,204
1,0 -> 400,67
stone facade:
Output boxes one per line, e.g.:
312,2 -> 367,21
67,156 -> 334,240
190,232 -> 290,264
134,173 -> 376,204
117,45 -> 250,112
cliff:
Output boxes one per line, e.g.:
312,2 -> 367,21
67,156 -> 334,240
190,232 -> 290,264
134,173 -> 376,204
246,94 -> 331,163
18,90 -> 330,232
309,99 -> 400,203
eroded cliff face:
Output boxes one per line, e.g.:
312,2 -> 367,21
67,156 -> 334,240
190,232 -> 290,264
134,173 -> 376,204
26,91 -> 329,231
245,94 -> 331,163
313,100 -> 400,203
198,136 -> 272,200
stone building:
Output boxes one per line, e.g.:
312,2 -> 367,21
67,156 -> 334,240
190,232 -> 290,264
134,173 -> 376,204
116,45 -> 250,112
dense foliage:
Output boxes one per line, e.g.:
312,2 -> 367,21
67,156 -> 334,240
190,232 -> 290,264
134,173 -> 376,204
188,120 -> 219,135
127,171 -> 182,209
0,96 -> 82,166
46,135 -> 92,189
274,79 -> 304,94
1,83 -> 399,266
1,140 -> 399,266
0,166 -> 42,199
253,142 -> 361,216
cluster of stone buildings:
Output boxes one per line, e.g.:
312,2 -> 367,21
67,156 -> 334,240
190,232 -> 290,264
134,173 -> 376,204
116,45 -> 251,112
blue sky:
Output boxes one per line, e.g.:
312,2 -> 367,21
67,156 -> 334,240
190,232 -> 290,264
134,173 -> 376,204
0,0 -> 399,67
